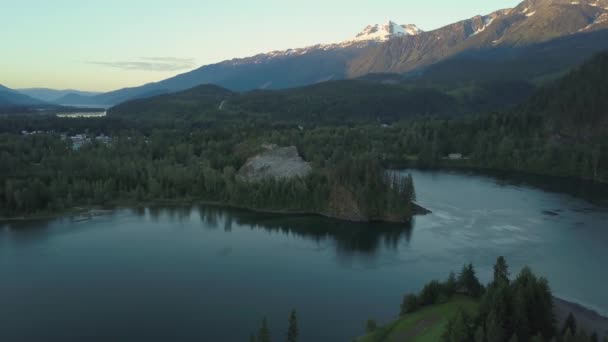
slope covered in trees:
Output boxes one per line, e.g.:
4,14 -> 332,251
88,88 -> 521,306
109,80 -> 462,123
524,52 -> 608,138
360,257 -> 608,342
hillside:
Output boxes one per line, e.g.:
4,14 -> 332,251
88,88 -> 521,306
0,84 -> 46,107
108,84 -> 234,119
524,51 -> 608,138
108,80 -> 462,123
403,29 -> 608,86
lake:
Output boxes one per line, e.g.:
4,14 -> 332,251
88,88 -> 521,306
1,170 -> 607,342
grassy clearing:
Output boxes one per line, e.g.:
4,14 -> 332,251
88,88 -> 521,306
357,295 -> 479,342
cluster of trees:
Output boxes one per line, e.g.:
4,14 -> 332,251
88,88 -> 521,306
0,127 -> 416,220
250,310 -> 298,342
331,158 -> 416,220
400,264 -> 484,316
407,257 -> 608,342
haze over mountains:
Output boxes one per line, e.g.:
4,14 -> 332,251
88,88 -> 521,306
18,88 -> 101,103
5,0 -> 608,108
0,85 -> 45,107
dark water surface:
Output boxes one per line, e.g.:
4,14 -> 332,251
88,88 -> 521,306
1,170 -> 607,342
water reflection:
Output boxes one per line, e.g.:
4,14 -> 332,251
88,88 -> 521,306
444,169 -> 608,206
129,204 -> 414,255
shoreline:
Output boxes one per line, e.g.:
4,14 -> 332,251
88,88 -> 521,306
0,200 -> 430,224
554,297 -> 608,336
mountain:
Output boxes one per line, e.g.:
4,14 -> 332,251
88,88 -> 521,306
17,88 -> 100,103
96,0 -> 608,106
0,84 -> 46,107
348,0 -> 608,76
353,21 -> 423,41
78,20 -> 421,106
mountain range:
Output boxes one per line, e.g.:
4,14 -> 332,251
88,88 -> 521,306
0,84 -> 45,107
8,0 -> 608,108
17,88 -> 101,103
108,50 -> 608,134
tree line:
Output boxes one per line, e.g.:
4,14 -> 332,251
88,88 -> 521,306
0,128 -> 415,220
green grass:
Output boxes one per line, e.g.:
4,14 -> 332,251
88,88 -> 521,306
357,295 -> 479,342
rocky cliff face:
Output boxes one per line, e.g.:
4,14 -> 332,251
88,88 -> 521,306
237,144 -> 312,182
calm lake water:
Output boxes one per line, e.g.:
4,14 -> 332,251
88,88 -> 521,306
1,170 -> 607,342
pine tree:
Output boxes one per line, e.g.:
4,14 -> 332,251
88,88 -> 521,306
493,256 -> 510,286
458,263 -> 483,297
562,312 -> 577,336
486,312 -> 507,342
445,272 -> 457,296
258,317 -> 271,342
287,310 -> 298,342
401,294 -> 419,315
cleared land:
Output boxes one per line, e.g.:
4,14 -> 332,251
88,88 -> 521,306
357,295 -> 479,342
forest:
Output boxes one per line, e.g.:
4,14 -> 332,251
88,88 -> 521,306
363,257 -> 608,342
1,53 -> 607,218
0,126 -> 415,220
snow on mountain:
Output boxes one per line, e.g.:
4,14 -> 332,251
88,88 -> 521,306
227,21 -> 422,66
353,21 -> 423,42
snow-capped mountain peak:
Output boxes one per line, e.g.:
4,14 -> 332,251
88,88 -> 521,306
353,20 -> 423,42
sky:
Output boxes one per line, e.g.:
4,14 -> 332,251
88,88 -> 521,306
1,0 -> 520,92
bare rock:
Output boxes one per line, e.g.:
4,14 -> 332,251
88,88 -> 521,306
238,145 -> 312,182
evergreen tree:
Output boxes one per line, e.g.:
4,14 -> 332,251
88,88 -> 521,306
562,312 -> 577,336
287,310 -> 298,342
258,317 -> 271,342
485,311 -> 507,342
493,256 -> 510,286
458,263 -> 483,297
445,272 -> 458,297
401,294 -> 419,315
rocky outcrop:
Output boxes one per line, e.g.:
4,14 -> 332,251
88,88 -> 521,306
237,144 -> 312,182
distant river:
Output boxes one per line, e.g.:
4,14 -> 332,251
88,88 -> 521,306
1,170 -> 607,342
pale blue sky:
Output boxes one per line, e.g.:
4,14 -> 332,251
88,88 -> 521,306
1,0 -> 520,91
